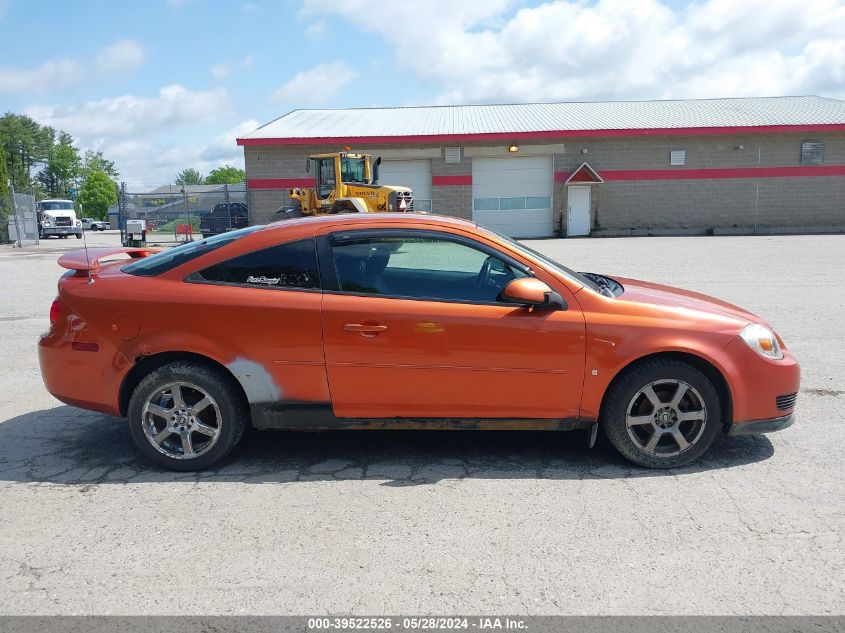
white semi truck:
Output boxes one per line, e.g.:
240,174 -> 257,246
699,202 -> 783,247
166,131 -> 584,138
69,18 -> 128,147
37,199 -> 83,239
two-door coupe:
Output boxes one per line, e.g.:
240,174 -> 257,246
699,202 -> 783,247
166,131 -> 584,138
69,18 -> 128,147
39,214 -> 799,470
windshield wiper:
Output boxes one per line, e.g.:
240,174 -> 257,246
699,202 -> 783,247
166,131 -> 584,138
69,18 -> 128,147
581,272 -> 616,298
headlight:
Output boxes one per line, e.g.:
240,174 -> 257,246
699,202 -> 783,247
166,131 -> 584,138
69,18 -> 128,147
739,323 -> 783,360
75,220 -> 81,226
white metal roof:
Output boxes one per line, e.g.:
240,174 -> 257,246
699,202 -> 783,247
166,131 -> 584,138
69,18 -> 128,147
239,96 -> 845,142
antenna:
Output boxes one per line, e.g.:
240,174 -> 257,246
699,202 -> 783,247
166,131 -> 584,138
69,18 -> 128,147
81,221 -> 93,285
73,185 -> 94,285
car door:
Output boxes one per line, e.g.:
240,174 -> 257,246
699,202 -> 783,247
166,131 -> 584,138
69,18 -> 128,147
318,227 -> 586,420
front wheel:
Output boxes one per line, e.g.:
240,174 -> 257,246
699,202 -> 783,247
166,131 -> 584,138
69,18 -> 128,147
127,361 -> 248,471
75,233 -> 82,239
600,359 -> 721,468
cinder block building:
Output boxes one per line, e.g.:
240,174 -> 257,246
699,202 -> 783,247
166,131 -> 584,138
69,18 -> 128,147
238,96 -> 845,238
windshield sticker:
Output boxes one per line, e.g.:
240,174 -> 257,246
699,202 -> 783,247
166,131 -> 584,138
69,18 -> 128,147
247,275 -> 281,285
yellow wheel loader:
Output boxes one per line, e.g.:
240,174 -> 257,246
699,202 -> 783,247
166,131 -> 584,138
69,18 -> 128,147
276,151 -> 414,220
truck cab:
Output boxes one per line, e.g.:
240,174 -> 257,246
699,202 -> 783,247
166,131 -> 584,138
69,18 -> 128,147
37,200 -> 82,239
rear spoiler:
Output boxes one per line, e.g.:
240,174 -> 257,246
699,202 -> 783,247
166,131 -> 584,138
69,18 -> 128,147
58,247 -> 161,272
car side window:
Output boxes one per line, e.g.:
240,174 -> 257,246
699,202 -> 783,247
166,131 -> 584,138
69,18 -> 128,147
197,238 -> 320,289
329,234 -> 526,303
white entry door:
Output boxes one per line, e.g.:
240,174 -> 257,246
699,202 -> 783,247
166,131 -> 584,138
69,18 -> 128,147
380,159 -> 432,211
472,156 -> 554,238
567,186 -> 591,236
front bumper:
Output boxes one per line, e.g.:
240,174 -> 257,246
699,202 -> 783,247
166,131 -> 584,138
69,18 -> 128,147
728,412 -> 795,436
42,227 -> 82,236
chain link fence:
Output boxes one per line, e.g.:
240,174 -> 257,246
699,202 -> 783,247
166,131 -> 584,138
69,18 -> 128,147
116,183 -> 248,246
4,190 -> 39,247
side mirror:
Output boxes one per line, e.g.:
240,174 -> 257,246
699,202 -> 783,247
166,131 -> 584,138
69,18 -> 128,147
501,278 -> 567,310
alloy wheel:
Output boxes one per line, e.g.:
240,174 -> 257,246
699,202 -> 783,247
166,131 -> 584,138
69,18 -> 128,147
625,379 -> 707,457
141,382 -> 222,459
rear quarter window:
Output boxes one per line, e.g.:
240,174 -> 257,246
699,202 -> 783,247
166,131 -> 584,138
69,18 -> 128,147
195,238 -> 320,290
122,226 -> 262,277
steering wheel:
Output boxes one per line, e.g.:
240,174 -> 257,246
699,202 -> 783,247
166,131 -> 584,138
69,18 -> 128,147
473,256 -> 493,299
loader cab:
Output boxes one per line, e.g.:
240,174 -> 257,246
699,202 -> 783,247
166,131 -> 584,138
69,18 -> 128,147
309,152 -> 374,201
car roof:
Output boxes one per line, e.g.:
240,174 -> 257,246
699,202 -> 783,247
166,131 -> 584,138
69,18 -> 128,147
256,212 -> 479,235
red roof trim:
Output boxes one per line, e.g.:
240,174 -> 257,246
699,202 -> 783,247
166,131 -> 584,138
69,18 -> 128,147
432,174 -> 471,186
555,165 -> 845,182
248,178 -> 312,189
238,123 -> 845,146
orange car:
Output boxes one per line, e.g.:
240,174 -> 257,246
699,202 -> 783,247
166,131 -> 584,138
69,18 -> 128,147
38,213 -> 799,470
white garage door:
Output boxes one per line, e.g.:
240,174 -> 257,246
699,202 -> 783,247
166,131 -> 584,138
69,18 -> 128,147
472,156 -> 554,237
380,159 -> 432,212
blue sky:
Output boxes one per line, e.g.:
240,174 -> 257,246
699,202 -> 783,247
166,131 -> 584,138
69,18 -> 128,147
2,0 -> 843,187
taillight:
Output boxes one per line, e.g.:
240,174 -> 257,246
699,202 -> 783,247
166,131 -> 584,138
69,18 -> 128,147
49,297 -> 61,324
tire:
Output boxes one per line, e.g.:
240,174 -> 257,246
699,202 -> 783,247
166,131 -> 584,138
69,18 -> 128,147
277,202 -> 303,220
600,358 -> 721,468
75,233 -> 82,239
127,361 -> 248,471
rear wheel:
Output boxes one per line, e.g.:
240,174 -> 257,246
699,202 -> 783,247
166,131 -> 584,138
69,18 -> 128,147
127,361 -> 248,471
277,201 -> 303,220
75,233 -> 82,239
600,358 -> 721,468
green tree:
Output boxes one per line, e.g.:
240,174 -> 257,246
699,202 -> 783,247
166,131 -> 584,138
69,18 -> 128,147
37,132 -> 81,198
205,165 -> 245,185
81,149 -> 119,180
175,168 -> 204,185
78,171 -> 117,220
0,113 -> 54,191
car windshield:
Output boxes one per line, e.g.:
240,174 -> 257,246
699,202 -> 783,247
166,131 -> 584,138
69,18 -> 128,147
475,224 -> 602,293
123,225 -> 262,276
41,201 -> 74,211
341,157 -> 367,184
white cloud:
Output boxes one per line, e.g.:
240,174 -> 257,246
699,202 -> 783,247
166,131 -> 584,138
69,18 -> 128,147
25,85 -> 234,137
303,0 -> 845,102
272,61 -> 357,104
0,39 -> 144,94
79,119 -> 256,188
97,39 -> 144,72
200,119 -> 260,161
210,63 -> 229,80
305,20 -> 327,38
0,59 -> 84,94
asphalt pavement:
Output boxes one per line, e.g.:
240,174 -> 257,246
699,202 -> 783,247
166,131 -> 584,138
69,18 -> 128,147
0,230 -> 842,615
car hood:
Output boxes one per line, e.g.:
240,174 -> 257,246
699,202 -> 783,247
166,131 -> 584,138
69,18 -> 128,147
611,276 -> 763,329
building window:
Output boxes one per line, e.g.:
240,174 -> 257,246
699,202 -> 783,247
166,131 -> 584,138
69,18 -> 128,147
414,199 -> 433,212
670,150 -> 686,166
800,141 -> 824,165
473,196 -> 552,211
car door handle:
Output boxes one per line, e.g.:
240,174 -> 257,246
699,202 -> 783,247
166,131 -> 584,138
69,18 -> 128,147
343,323 -> 388,334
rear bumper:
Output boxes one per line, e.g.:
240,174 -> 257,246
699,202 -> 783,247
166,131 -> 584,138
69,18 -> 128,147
728,413 -> 795,436
38,333 -> 123,416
